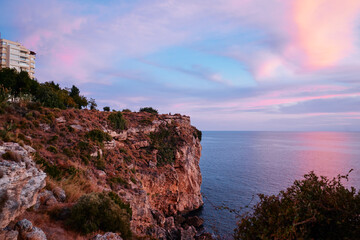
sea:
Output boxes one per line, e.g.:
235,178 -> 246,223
197,131 -> 360,238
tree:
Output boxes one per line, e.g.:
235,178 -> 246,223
139,107 -> 158,114
89,98 -> 97,110
103,106 -> 110,112
234,170 -> 360,240
69,85 -> 88,109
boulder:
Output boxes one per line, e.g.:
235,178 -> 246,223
185,216 -> 204,229
92,232 -> 123,240
34,190 -> 57,209
24,227 -> 47,240
0,143 -> 46,228
0,229 -> 19,240
180,226 -> 197,240
15,219 -> 33,232
15,219 -> 47,240
52,187 -> 66,202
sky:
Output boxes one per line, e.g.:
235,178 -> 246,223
1,0 -> 360,131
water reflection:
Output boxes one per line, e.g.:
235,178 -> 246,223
199,131 -> 360,237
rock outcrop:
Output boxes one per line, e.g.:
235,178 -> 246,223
0,106 -> 203,239
112,115 -> 203,238
0,143 -> 46,228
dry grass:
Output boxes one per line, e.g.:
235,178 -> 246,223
2,150 -> 23,162
59,175 -> 99,203
17,211 -> 88,240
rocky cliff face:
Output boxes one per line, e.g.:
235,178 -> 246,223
0,106 -> 203,239
117,115 -> 203,237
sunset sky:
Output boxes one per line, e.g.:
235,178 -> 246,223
1,0 -> 360,130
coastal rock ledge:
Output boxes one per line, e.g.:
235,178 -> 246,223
0,143 -> 46,228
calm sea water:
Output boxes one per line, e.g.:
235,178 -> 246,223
198,131 -> 360,238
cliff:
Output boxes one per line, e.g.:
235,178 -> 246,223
0,103 -> 204,239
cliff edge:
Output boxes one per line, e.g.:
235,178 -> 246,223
0,104 -> 203,239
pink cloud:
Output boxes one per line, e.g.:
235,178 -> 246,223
291,0 -> 360,69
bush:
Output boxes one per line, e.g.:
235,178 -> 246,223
47,145 -> 58,153
67,192 -> 132,238
122,109 -> 131,113
149,125 -> 183,166
108,112 -> 127,130
35,154 -> 62,179
139,107 -> 158,114
86,129 -> 111,143
103,106 -> 110,112
234,171 -> 360,240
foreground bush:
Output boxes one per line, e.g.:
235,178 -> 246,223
234,171 -> 360,240
68,192 -> 132,238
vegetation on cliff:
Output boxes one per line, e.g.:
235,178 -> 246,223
67,192 -> 132,238
234,171 -> 360,240
0,69 -> 204,239
0,68 -> 89,109
149,124 -> 183,166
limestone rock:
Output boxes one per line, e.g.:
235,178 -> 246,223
55,116 -> 66,123
186,216 -> 204,229
52,187 -> 66,202
24,227 -> 47,240
15,219 -> 33,232
0,143 -> 46,228
92,232 -> 123,240
0,229 -> 18,240
180,226 -> 197,240
15,219 -> 47,240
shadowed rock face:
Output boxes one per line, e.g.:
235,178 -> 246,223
115,115 -> 203,237
0,143 -> 46,228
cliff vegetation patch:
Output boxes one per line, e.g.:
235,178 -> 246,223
67,192 -> 132,239
108,112 -> 127,130
149,124 -> 183,166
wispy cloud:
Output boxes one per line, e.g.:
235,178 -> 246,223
2,0 -> 360,130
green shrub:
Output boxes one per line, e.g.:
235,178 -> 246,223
149,125 -> 183,166
67,192 -> 132,238
108,191 -> 132,217
234,171 -> 360,240
109,177 -> 129,188
86,129 -> 111,143
63,148 -> 74,157
139,107 -> 158,114
140,118 -> 153,126
47,145 -> 58,153
78,141 -> 92,152
103,106 -> 110,112
35,154 -> 62,179
108,112 -> 127,130
67,125 -> 74,132
122,109 -> 131,113
95,158 -> 106,170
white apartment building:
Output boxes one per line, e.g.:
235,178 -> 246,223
0,38 -> 36,78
